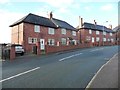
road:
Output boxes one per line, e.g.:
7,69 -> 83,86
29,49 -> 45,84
1,46 -> 118,88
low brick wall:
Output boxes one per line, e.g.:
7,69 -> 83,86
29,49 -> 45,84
45,44 -> 90,54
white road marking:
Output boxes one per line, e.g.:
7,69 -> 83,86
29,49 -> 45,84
90,48 -> 104,52
85,53 -> 118,89
0,67 -> 40,82
59,53 -> 83,62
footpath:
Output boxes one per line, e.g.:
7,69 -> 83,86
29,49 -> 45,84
86,53 -> 119,89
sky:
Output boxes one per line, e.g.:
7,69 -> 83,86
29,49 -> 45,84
0,0 -> 119,43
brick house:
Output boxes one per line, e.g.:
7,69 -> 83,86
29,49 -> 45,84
113,25 -> 120,45
10,13 -> 78,54
77,17 -> 115,47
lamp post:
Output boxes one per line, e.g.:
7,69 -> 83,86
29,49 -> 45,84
102,21 -> 108,46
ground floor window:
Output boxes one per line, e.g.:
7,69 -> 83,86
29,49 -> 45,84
28,37 -> 37,44
103,38 -> 106,42
111,39 -> 114,42
96,37 -> 100,42
48,39 -> 55,46
61,38 -> 66,45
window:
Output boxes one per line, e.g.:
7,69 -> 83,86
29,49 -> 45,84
96,37 -> 100,42
72,40 -> 77,45
103,38 -> 106,42
61,38 -> 66,45
34,25 -> 40,32
61,28 -> 66,35
108,39 -> 110,41
110,33 -> 112,36
89,29 -> 92,34
72,31 -> 76,36
96,31 -> 99,35
103,31 -> 106,35
48,39 -> 55,46
48,28 -> 55,35
111,39 -> 114,42
28,37 -> 37,44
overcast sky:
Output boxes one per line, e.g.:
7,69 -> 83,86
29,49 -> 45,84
0,0 -> 119,43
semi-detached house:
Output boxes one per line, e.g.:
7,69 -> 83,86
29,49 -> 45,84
10,13 -> 78,54
77,17 -> 115,47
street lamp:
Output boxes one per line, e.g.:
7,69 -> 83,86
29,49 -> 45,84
102,21 -> 108,46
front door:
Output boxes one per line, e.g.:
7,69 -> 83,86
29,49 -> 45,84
92,37 -> 95,43
40,39 -> 45,50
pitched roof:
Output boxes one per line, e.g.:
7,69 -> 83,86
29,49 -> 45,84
10,13 -> 57,28
10,13 -> 77,31
52,18 -> 77,31
82,22 -> 114,33
113,25 -> 120,32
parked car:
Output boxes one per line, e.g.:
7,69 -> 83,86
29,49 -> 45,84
15,45 -> 24,55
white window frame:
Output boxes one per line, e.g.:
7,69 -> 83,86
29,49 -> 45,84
61,28 -> 66,35
72,31 -> 76,36
108,39 -> 110,41
103,31 -> 106,35
96,31 -> 99,35
89,29 -> 92,34
61,38 -> 66,45
111,38 -> 114,42
34,25 -> 40,32
110,33 -> 112,36
96,37 -> 100,42
48,39 -> 55,46
28,37 -> 37,44
103,38 -> 106,42
48,28 -> 55,35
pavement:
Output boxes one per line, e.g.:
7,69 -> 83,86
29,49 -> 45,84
86,53 -> 119,89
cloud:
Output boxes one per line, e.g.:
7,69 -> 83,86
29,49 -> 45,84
0,10 -> 25,43
100,4 -> 113,11
0,0 -> 9,4
84,6 -> 91,11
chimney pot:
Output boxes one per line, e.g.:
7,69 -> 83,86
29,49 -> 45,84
94,20 -> 97,25
49,12 -> 53,19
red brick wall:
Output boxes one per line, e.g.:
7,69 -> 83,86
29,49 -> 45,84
23,23 -> 79,53
79,28 -> 116,47
45,43 -> 90,54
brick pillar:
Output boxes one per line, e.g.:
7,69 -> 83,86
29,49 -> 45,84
36,42 -> 41,55
10,45 -> 15,60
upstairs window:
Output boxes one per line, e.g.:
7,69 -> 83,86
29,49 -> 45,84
34,25 -> 40,32
96,31 -> 99,35
72,31 -> 76,36
89,29 -> 92,34
48,28 -> 55,35
61,28 -> 66,35
103,32 -> 106,35
110,33 -> 112,36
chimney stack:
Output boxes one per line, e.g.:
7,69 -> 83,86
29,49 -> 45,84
79,16 -> 83,28
49,11 -> 53,19
94,20 -> 97,25
109,24 -> 112,29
